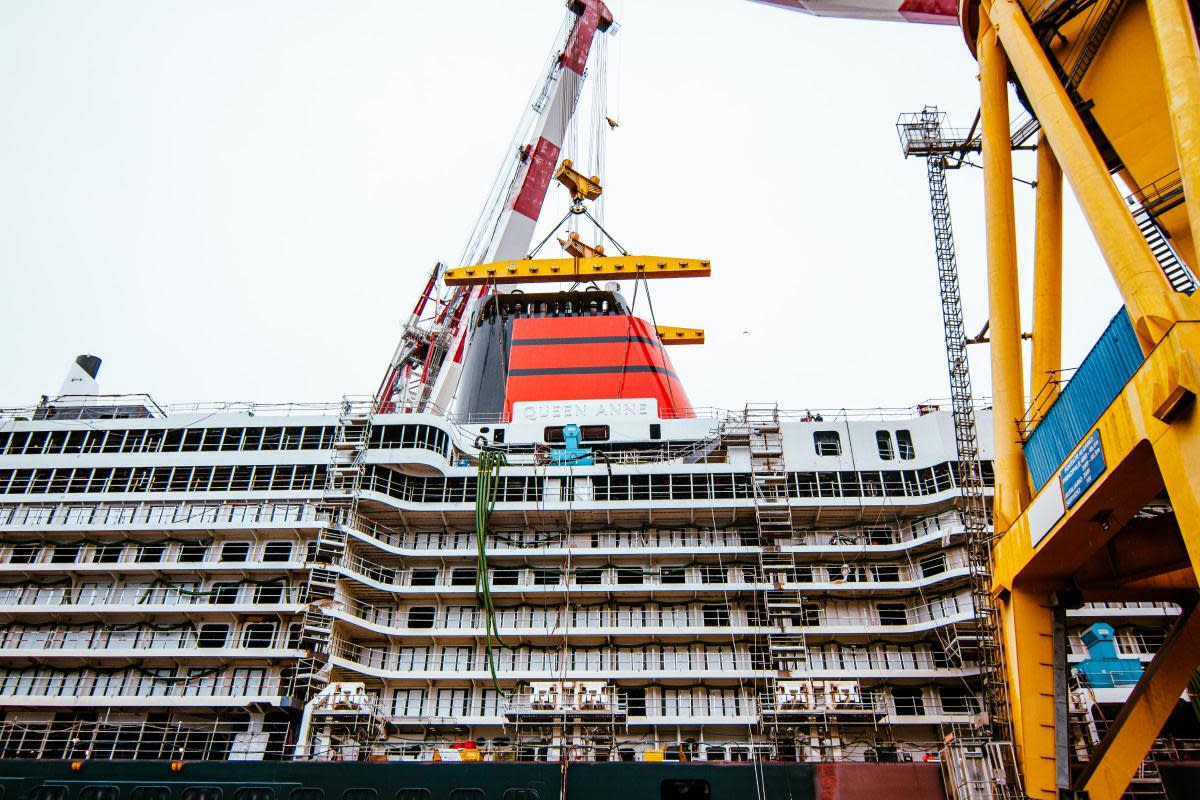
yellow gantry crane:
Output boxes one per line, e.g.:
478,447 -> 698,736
954,1 -> 1200,799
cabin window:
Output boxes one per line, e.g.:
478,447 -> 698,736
31,789 -> 68,800
220,542 -> 251,562
242,622 -> 277,648
341,792 -> 376,800
661,780 -> 710,800
410,568 -> 438,586
450,568 -> 477,586
875,431 -> 895,460
661,566 -> 686,584
813,431 -> 841,456
939,686 -> 979,714
178,541 -> 208,562
703,604 -> 730,627
892,687 -> 925,716
878,603 -> 908,626
449,791 -> 484,800
263,541 -> 293,562
896,429 -> 916,460
701,565 -> 725,584
492,568 -> 521,586
408,607 -> 436,628
80,788 -> 119,800
396,792 -> 431,800
51,544 -> 80,564
533,568 -> 561,586
503,791 -> 538,800
579,425 -> 609,441
575,568 -> 603,585
919,553 -> 947,577
131,787 -> 171,800
197,623 -> 230,648
183,789 -> 224,800
616,567 -> 642,585
234,790 -> 275,800
290,790 -> 324,800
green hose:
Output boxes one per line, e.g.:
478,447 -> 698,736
475,449 -> 509,694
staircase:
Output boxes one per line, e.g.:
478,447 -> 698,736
728,404 -> 808,749
1132,203 -> 1197,294
294,398 -> 374,708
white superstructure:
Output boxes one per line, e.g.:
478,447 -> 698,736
0,369 -> 1171,764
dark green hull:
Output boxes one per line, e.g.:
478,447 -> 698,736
0,760 -> 923,800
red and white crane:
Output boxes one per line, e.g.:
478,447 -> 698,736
376,0 -> 613,415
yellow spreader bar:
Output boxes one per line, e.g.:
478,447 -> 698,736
655,326 -> 705,345
442,255 -> 711,286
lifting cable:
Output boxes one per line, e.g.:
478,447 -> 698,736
475,448 -> 510,694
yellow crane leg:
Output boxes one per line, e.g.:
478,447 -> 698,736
1000,582 -> 1059,800
1031,132 -> 1063,403
981,0 -> 1190,351
1145,0 -> 1200,262
979,11 -> 1030,532
442,256 -> 711,286
1078,604 -> 1200,800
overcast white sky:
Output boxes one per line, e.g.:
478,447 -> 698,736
0,0 -> 1123,412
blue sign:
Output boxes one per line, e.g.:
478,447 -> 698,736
1060,430 -> 1105,509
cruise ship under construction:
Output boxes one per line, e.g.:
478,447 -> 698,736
2,2 -> 1200,800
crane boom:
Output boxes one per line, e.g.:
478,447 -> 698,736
377,0 -> 613,415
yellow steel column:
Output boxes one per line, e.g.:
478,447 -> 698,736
1000,583 -> 1058,800
1079,604 -> 1200,800
1031,133 -> 1063,403
982,0 -> 1188,350
1146,0 -> 1200,260
979,12 -> 1030,531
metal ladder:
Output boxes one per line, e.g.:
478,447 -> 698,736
294,398 -> 374,704
736,404 -> 808,749
901,108 -> 1012,745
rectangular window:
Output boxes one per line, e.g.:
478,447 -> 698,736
197,624 -> 230,648
616,567 -> 642,585
410,569 -> 438,586
875,431 -> 895,460
702,604 -> 731,627
919,553 -> 947,577
220,542 -> 252,562
492,568 -> 520,586
262,541 -> 293,562
450,568 -> 477,586
892,687 -> 924,716
813,431 -> 842,456
661,566 -> 687,584
574,568 -> 603,585
435,688 -> 468,716
533,568 -> 561,586
878,603 -> 908,626
179,542 -> 209,563
408,607 -> 436,628
701,565 -> 725,584
392,687 -> 426,716
242,622 -> 277,648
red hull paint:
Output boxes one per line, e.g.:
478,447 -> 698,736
815,763 -> 948,800
504,315 -> 692,417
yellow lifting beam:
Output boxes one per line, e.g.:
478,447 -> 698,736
655,326 -> 705,345
442,256 -> 711,286
555,159 -> 603,203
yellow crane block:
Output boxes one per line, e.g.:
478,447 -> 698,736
442,256 -> 711,286
655,326 -> 705,345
